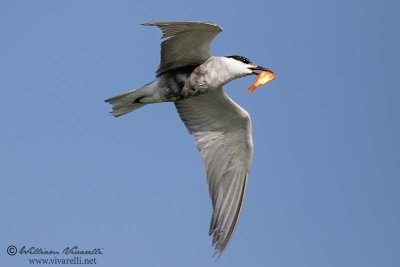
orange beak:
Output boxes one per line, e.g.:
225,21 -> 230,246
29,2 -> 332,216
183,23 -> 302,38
248,68 -> 275,93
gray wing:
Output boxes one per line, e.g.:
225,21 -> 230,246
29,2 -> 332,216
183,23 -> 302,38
175,88 -> 253,255
142,21 -> 223,75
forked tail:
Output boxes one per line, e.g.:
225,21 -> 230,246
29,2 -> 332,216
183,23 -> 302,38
105,88 -> 147,117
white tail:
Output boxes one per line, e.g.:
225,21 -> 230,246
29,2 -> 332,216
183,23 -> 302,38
105,79 -> 162,117
105,87 -> 149,117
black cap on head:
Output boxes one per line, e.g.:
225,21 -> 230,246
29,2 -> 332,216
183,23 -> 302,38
227,55 -> 253,65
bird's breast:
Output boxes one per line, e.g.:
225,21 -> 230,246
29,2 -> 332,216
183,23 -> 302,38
160,65 -> 210,101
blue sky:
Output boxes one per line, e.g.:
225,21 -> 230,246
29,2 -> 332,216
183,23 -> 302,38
1,0 -> 399,266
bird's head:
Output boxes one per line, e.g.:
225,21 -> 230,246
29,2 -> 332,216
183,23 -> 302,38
222,55 -> 275,92
224,55 -> 272,76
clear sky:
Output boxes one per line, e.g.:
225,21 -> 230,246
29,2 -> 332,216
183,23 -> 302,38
1,1 -> 399,266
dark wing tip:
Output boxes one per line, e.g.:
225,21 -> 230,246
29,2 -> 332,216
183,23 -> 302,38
140,22 -> 154,26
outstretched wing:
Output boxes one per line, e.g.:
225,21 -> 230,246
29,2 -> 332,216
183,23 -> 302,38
142,21 -> 222,75
174,88 -> 253,255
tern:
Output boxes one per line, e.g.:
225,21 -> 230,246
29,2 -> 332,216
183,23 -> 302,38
105,21 -> 275,256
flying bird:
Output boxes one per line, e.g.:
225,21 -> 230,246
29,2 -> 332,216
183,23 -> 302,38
105,21 -> 275,256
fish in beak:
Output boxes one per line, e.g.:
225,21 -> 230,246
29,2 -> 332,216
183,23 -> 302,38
248,66 -> 275,93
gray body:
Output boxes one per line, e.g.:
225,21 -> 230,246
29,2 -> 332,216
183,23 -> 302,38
139,56 -> 253,104
158,65 -> 201,101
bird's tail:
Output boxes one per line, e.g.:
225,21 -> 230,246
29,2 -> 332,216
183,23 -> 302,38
104,83 -> 157,117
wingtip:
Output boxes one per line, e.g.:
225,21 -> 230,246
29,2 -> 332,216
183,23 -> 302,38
209,228 -> 229,259
212,248 -> 224,260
